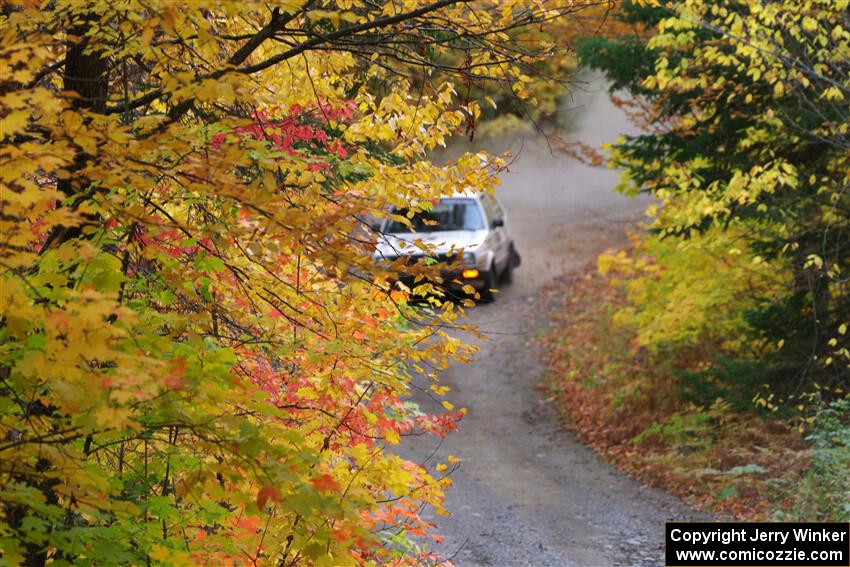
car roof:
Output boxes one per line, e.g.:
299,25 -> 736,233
445,191 -> 483,200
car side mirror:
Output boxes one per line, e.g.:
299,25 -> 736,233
491,218 -> 504,228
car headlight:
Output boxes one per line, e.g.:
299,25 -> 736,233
463,251 -> 476,265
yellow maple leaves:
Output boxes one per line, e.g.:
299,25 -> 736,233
1,0 -> 588,563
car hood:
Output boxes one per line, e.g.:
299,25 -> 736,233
374,230 -> 486,259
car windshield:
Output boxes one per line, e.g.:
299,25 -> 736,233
384,199 -> 484,233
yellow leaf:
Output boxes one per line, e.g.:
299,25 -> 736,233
0,110 -> 28,136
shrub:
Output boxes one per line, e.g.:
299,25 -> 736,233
782,399 -> 850,521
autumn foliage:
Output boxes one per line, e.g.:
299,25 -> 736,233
582,0 -> 850,394
547,0 -> 850,521
0,0 -> 598,564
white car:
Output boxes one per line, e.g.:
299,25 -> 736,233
373,193 -> 520,301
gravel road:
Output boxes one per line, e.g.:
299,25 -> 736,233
402,73 -> 708,567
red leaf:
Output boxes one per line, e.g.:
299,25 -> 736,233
257,485 -> 280,508
310,473 -> 340,493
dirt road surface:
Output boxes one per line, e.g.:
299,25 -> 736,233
403,74 -> 707,566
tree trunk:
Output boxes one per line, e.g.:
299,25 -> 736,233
18,17 -> 109,567
40,17 -> 109,252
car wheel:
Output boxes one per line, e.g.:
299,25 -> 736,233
501,244 -> 519,284
478,267 -> 497,303
509,243 -> 521,268
501,255 -> 513,284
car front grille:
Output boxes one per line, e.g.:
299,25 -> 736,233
400,252 -> 463,266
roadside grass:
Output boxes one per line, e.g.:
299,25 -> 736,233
540,267 -> 823,520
